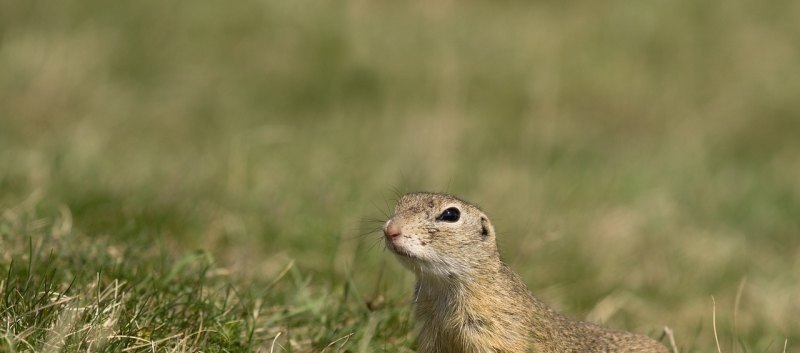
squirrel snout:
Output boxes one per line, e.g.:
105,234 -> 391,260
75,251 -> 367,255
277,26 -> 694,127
384,220 -> 402,239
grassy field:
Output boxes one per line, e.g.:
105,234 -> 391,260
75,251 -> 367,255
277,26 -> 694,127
1,0 -> 799,351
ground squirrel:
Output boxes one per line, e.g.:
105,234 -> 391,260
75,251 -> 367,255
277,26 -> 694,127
383,192 -> 669,353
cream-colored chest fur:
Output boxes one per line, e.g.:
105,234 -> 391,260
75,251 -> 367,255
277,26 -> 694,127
414,278 -> 532,353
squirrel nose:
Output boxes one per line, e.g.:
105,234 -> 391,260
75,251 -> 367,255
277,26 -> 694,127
384,220 -> 401,239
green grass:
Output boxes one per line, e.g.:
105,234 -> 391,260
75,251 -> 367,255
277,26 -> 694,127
1,0 -> 799,351
1,203 -> 415,352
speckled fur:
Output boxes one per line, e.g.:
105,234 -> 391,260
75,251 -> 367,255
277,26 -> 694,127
384,192 -> 669,353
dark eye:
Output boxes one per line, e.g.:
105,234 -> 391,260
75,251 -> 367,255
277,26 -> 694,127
436,207 -> 461,222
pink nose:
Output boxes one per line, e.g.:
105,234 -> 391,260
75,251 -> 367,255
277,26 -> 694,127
384,220 -> 401,239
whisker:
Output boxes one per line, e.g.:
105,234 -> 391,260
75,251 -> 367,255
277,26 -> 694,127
371,201 -> 390,220
366,236 -> 385,252
389,184 -> 406,202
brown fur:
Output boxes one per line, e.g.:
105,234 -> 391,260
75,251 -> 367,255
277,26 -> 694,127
383,192 -> 669,353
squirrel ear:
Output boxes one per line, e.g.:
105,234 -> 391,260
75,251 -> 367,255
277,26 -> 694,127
480,216 -> 493,238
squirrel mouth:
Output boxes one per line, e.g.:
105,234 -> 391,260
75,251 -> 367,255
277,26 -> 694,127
386,242 -> 416,259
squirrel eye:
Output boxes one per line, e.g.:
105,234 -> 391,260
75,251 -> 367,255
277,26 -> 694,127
436,207 -> 461,222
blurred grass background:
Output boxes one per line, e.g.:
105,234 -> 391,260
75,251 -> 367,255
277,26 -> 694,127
1,0 -> 799,351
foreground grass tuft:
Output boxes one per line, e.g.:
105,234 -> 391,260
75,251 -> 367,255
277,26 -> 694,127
1,205 -> 259,352
0,204 -> 416,352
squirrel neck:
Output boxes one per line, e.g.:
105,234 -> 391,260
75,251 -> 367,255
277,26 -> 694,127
415,251 -> 503,294
414,258 -> 567,350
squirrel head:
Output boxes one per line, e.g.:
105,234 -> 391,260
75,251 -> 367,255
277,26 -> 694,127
384,192 -> 499,280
